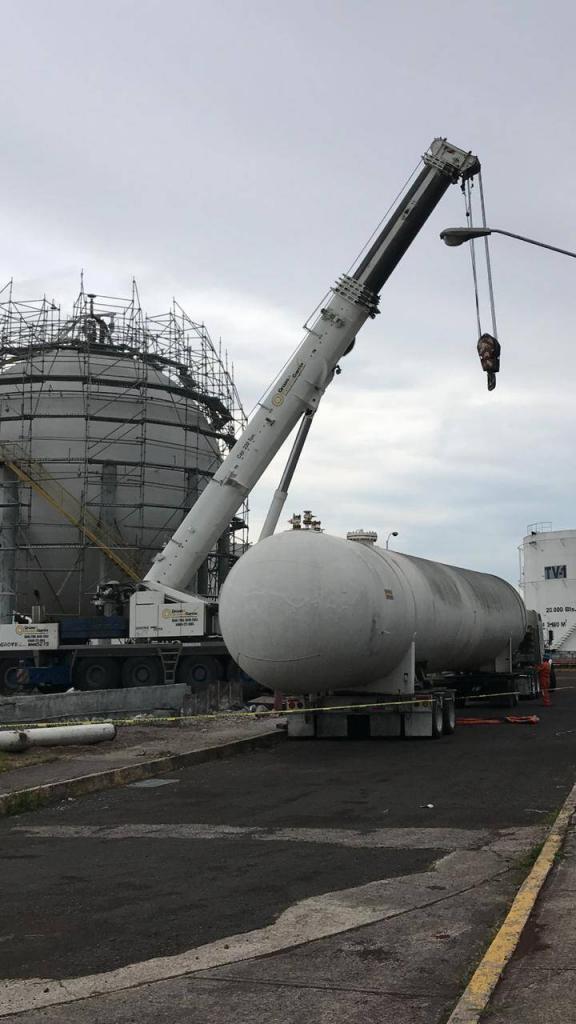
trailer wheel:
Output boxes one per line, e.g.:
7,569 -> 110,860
431,698 -> 444,738
177,655 -> 223,689
502,691 -> 519,708
442,696 -> 456,735
76,658 -> 120,691
121,657 -> 162,688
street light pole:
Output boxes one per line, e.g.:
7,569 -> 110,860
440,227 -> 576,260
385,531 -> 398,550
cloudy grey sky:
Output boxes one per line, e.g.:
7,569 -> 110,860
1,0 -> 575,584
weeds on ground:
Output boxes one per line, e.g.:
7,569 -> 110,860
3,788 -> 44,816
514,843 -> 545,876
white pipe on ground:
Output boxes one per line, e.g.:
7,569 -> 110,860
0,723 -> 116,750
0,731 -> 27,752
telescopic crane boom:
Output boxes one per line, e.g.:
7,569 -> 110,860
142,138 -> 480,606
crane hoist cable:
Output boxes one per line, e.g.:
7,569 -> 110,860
465,179 -> 483,338
478,171 -> 499,342
464,174 -> 501,391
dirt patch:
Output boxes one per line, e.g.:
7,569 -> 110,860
0,749 -> 60,774
0,716 -> 278,776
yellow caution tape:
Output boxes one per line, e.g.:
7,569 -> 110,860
1,685 -> 566,732
0,696 -> 432,731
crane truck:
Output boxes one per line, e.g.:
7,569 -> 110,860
0,137 -> 542,721
132,137 -> 482,625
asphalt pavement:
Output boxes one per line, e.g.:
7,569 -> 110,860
2,682 -> 576,1023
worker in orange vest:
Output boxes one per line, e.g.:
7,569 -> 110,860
537,657 -> 552,706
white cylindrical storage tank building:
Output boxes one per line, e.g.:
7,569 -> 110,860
520,525 -> 576,654
219,530 -> 527,695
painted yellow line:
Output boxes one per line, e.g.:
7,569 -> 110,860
446,779 -> 576,1024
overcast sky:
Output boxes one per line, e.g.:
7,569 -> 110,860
1,0 -> 575,584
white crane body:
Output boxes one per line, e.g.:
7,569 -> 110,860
132,138 -> 481,638
142,274 -> 376,597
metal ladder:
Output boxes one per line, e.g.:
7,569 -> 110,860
0,441 -> 141,582
159,644 -> 182,685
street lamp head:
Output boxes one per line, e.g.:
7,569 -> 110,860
440,227 -> 492,246
392,531 -> 398,537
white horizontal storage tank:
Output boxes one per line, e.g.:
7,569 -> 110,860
219,530 -> 527,695
520,526 -> 576,653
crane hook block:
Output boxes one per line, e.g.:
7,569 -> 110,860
477,333 -> 500,391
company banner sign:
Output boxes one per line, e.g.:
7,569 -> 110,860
0,623 -> 59,650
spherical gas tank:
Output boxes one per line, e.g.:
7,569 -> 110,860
0,349 -> 219,616
219,530 -> 527,694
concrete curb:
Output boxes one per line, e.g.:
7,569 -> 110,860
446,779 -> 576,1023
0,729 -> 284,818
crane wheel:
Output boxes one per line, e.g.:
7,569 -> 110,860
177,655 -> 223,689
75,658 -> 120,691
121,657 -> 162,688
0,659 -> 21,695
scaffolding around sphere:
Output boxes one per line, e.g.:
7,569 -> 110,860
0,279 -> 248,621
